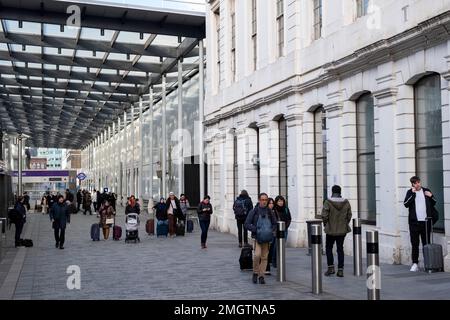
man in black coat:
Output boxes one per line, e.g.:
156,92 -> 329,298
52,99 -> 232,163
403,176 -> 438,272
50,195 -> 71,249
76,190 -> 82,212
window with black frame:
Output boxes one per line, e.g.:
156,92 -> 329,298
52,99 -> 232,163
314,106 -> 327,217
356,93 -> 376,224
414,73 -> 445,232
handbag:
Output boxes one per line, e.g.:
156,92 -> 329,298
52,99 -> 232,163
105,217 -> 114,225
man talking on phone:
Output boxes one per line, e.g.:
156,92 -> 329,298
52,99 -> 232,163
403,176 -> 437,272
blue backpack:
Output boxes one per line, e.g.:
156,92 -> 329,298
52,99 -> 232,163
256,211 -> 273,244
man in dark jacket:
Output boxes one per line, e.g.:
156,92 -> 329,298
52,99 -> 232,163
403,176 -> 437,272
50,195 -> 71,249
76,190 -> 82,212
12,196 -> 27,247
23,192 -> 30,211
321,185 -> 352,277
245,193 -> 277,285
233,190 -> 253,248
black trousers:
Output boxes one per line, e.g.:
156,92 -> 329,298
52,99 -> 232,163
54,227 -> 66,246
326,235 -> 346,269
200,220 -> 210,244
15,221 -> 24,246
409,221 -> 430,264
84,205 -> 92,215
236,220 -> 248,244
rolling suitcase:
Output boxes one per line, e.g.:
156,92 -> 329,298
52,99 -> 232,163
423,218 -> 444,273
239,247 -> 253,270
176,220 -> 185,236
157,222 -> 169,237
113,225 -> 122,241
91,223 -> 100,241
187,219 -> 194,233
146,219 -> 155,235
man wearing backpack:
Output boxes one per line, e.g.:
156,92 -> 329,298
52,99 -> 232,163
245,193 -> 277,284
233,190 -> 253,248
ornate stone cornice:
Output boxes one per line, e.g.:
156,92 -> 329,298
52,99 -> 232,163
204,11 -> 450,127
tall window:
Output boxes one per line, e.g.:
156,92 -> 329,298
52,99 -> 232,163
314,106 -> 327,216
356,93 -> 376,224
277,0 -> 284,57
233,133 -> 238,199
251,0 -> 257,71
230,0 -> 236,81
357,0 -> 370,18
279,117 -> 288,202
414,74 -> 444,231
215,9 -> 221,88
313,0 -> 322,40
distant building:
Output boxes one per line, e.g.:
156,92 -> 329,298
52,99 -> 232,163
30,158 -> 47,170
64,150 -> 82,170
37,148 -> 63,169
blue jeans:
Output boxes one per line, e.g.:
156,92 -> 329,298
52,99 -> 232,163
157,220 -> 169,226
199,220 -> 210,244
269,229 -> 289,266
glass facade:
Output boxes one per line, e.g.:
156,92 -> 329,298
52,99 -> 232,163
356,93 -> 376,223
314,107 -> 327,217
414,74 -> 444,231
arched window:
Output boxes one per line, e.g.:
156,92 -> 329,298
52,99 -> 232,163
278,116 -> 288,202
414,74 -> 444,231
314,106 -> 327,216
356,93 -> 376,224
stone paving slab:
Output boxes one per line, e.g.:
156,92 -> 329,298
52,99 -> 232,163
0,208 -> 449,300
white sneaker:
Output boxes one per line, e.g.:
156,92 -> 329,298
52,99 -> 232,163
410,263 -> 419,272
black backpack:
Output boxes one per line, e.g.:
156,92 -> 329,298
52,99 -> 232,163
233,199 -> 247,218
8,208 -> 22,224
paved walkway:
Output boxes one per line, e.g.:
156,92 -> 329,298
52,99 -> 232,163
0,208 -> 449,300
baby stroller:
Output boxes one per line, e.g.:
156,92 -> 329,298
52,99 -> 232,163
125,213 -> 140,243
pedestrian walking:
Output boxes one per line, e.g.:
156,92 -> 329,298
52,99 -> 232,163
403,176 -> 438,272
125,195 -> 141,215
41,193 -> 49,215
197,195 -> 213,249
321,185 -> 352,277
245,193 -> 277,284
166,192 -> 181,237
99,200 -> 115,240
154,197 -> 169,230
84,192 -> 93,215
76,189 -> 82,212
269,195 -> 292,269
233,190 -> 253,248
49,195 -> 71,250
245,192 -> 276,284
179,194 -> 190,220
92,189 -> 98,213
265,198 -> 276,275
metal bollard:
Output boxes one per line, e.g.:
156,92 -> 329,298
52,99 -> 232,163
306,219 -> 324,256
366,230 -> 381,300
276,221 -> 286,282
353,218 -> 363,276
311,224 -> 322,295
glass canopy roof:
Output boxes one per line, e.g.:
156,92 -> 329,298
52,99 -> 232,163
0,0 -> 205,149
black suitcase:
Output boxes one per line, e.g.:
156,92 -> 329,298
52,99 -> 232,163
423,218 -> 444,273
187,219 -> 194,233
176,220 -> 185,236
239,247 -> 253,270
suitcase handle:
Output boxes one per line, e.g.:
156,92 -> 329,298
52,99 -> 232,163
425,217 -> 433,244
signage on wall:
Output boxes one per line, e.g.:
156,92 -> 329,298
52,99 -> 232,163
77,172 -> 87,180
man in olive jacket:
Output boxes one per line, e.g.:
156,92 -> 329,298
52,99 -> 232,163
321,185 -> 352,277
50,195 -> 71,249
